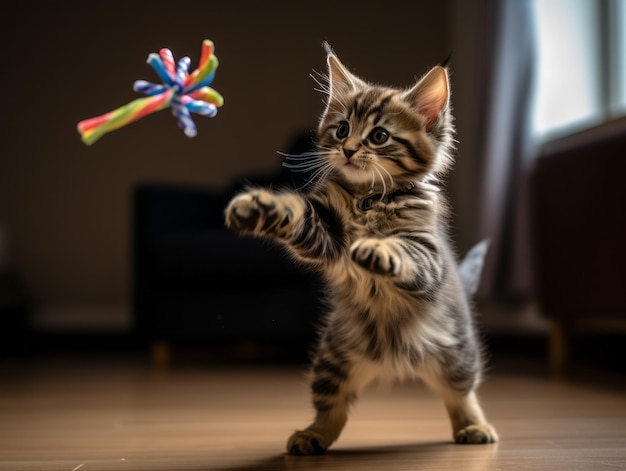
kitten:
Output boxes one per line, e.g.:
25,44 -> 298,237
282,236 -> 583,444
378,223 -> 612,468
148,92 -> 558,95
224,43 -> 498,455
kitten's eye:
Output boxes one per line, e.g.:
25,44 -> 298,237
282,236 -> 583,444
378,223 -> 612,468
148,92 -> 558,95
369,127 -> 390,145
336,121 -> 350,139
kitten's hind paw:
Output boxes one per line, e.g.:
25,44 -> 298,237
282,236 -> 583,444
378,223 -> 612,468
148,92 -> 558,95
455,423 -> 499,444
286,430 -> 328,455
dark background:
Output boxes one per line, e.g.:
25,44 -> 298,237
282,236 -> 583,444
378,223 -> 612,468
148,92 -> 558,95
1,0 -> 624,379
0,0 -> 452,329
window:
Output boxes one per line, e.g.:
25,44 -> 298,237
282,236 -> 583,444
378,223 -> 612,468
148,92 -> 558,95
533,0 -> 626,140
615,0 -> 626,112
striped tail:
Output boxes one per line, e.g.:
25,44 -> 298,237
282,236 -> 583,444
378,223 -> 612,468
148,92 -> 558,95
458,240 -> 489,296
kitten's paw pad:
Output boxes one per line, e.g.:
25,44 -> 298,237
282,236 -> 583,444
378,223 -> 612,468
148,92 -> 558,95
286,430 -> 328,456
455,424 -> 498,444
350,238 -> 401,276
225,190 -> 292,236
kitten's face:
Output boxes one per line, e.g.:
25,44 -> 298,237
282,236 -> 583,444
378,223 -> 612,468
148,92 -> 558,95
317,51 -> 453,192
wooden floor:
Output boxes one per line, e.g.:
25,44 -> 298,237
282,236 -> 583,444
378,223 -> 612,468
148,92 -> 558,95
2,351 -> 626,471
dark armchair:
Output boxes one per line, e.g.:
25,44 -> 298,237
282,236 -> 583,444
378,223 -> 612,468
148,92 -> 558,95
132,133 -> 324,362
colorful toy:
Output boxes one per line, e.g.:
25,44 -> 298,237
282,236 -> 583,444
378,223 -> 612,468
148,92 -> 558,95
77,39 -> 223,146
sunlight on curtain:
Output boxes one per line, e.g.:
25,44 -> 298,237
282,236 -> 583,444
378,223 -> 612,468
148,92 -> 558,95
532,0 -> 602,139
616,0 -> 626,113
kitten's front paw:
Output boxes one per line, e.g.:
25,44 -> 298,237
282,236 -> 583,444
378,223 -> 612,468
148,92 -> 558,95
225,189 -> 292,237
455,423 -> 499,444
287,430 -> 329,456
350,238 -> 401,276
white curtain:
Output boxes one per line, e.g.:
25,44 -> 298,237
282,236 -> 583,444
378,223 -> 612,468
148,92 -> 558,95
450,0 -> 537,301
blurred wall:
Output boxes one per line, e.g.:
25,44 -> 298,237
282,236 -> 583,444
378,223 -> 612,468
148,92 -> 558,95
0,0 -> 454,330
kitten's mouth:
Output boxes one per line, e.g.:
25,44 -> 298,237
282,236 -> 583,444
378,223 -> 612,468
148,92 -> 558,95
344,159 -> 366,171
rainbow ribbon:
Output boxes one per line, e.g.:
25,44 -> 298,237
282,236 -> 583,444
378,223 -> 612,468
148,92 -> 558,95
77,39 -> 224,146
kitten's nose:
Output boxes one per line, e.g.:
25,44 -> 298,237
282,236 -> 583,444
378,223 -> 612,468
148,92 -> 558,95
343,147 -> 357,159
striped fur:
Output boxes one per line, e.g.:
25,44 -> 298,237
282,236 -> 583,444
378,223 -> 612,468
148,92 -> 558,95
225,45 -> 497,454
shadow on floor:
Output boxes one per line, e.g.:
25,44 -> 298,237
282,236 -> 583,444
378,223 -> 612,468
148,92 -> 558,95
214,441 -> 498,471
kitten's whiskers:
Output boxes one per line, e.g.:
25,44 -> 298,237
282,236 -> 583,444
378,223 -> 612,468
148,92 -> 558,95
310,70 -> 330,96
279,149 -> 335,191
300,161 -> 334,191
371,161 -> 395,198
372,166 -> 387,199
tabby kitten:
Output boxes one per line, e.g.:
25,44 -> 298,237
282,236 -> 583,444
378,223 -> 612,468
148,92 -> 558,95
224,43 -> 498,455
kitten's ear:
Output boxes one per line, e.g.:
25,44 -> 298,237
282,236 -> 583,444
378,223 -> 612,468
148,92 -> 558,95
324,42 -> 364,97
404,65 -> 450,131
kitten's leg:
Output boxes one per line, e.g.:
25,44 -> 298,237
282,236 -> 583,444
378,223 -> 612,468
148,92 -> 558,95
442,389 -> 498,444
421,367 -> 498,444
225,188 -> 306,240
350,236 -> 443,293
287,349 -> 377,455
350,238 -> 404,276
225,188 -> 344,262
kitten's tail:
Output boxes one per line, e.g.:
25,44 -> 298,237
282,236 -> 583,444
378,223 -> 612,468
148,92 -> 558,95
458,239 -> 489,296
